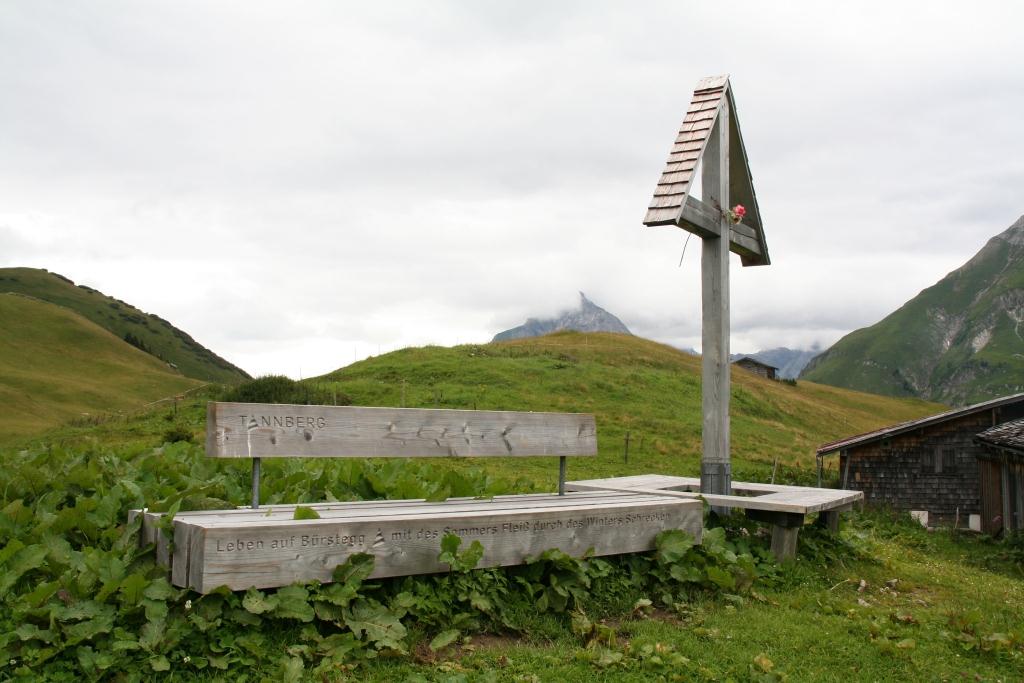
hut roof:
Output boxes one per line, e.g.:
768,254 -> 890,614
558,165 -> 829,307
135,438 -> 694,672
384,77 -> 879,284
975,417 -> 1024,455
732,356 -> 779,372
816,392 -> 1024,456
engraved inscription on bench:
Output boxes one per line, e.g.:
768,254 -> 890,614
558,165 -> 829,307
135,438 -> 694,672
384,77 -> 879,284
239,414 -> 328,431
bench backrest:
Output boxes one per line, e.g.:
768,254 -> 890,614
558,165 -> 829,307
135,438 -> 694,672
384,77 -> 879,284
206,402 -> 598,459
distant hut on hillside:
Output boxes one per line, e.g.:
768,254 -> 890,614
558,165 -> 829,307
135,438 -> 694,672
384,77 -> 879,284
732,356 -> 778,380
817,393 -> 1024,535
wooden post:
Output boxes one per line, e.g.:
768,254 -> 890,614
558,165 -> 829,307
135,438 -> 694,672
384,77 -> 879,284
624,431 -> 631,464
816,510 -> 840,533
251,457 -> 261,509
700,102 -> 732,501
746,509 -> 803,561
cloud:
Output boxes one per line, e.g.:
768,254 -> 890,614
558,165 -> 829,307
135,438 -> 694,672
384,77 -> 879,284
0,1 -> 1022,376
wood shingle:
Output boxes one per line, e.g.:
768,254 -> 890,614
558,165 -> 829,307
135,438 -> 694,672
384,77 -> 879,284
643,74 -> 770,267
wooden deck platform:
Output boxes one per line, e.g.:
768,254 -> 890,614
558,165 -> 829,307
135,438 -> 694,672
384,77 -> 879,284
137,490 -> 702,593
567,474 -> 862,560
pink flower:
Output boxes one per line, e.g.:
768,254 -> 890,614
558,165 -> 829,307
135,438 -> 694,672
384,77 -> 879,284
724,204 -> 747,224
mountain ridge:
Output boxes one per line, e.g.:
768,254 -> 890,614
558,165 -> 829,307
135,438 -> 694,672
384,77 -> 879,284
0,267 -> 249,384
801,215 -> 1024,404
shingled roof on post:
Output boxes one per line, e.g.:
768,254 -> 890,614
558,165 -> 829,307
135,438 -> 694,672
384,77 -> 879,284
644,74 -> 769,267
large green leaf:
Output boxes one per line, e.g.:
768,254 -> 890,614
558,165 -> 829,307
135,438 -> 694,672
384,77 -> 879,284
0,543 -> 47,596
343,599 -> 407,651
655,529 -> 696,564
242,589 -> 279,615
429,629 -> 460,651
274,585 -> 315,622
705,565 -> 736,590
332,552 -> 375,585
142,577 -> 176,601
62,613 -> 115,645
282,656 -> 304,683
293,506 -> 320,520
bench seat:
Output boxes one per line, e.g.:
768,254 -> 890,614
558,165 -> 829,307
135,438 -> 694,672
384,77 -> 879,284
567,474 -> 863,560
137,490 -> 703,593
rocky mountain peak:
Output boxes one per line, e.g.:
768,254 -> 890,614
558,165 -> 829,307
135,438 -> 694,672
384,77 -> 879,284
997,215 -> 1024,246
492,293 -> 632,342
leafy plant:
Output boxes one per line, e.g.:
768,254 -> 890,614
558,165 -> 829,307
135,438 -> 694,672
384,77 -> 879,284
224,375 -> 348,406
161,424 -> 194,444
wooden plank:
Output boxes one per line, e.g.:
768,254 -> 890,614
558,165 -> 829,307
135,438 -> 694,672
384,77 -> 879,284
700,101 -> 732,502
665,162 -> 701,175
174,497 -> 703,592
731,221 -> 758,240
148,492 -> 682,565
695,74 -> 729,91
683,110 -> 718,124
728,229 -> 763,258
658,170 -> 694,184
663,152 -> 700,164
681,120 -> 713,134
149,492 -> 666,526
691,88 -> 725,101
134,510 -> 173,568
171,522 -> 192,587
207,402 -> 597,459
770,526 -> 800,561
566,483 -> 811,514
654,182 -> 689,196
816,510 -> 840,533
566,475 -> 864,514
648,194 -> 685,209
680,196 -> 722,238
670,140 -> 705,153
688,99 -> 721,113
643,207 -> 682,224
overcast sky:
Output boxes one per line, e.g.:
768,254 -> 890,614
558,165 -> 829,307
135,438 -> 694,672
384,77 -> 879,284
2,1 -> 1022,378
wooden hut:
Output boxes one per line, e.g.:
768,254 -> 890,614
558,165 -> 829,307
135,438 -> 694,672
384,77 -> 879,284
974,418 -> 1024,533
732,356 -> 778,380
816,393 -> 1024,535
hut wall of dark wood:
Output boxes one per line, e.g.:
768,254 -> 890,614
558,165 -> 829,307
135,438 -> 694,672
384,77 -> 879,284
977,452 -> 1024,533
838,411 -> 996,527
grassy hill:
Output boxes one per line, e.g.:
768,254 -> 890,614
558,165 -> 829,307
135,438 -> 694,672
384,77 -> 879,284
1,332 -> 1020,681
802,216 -> 1024,404
0,267 -> 249,384
0,293 -> 201,442
312,332 -> 942,487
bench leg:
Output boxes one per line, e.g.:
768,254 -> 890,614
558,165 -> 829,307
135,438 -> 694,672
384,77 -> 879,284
771,525 -> 800,561
816,510 -> 840,533
745,509 -> 804,562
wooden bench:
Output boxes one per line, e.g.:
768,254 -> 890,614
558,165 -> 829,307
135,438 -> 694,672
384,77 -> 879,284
137,402 -> 703,593
567,474 -> 863,560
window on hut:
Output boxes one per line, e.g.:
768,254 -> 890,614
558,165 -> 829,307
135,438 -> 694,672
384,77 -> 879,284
940,448 -> 957,474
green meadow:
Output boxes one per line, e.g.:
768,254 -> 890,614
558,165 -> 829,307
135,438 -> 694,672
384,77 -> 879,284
0,293 -> 200,442
1,332 -> 1020,681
